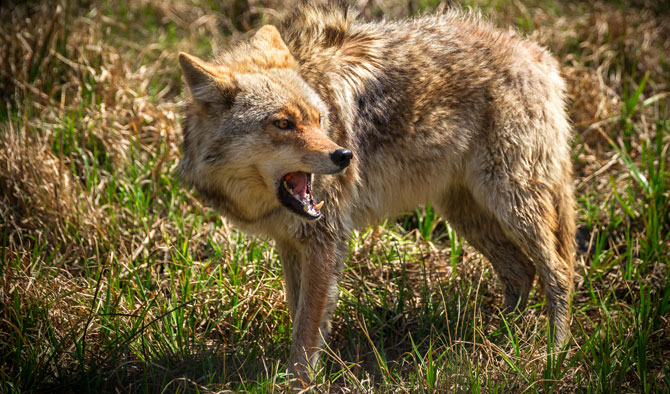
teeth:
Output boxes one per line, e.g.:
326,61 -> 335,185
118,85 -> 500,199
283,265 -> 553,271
285,182 -> 298,198
282,176 -> 321,216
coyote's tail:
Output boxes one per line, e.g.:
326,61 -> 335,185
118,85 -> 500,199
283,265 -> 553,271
554,171 -> 576,279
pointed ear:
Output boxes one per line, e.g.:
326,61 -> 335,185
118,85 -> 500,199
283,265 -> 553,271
179,52 -> 236,105
250,25 -> 290,53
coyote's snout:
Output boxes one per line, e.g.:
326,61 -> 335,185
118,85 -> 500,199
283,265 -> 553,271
178,1 -> 576,383
277,145 -> 351,220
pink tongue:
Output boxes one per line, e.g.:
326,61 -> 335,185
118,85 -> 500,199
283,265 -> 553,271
287,172 -> 308,199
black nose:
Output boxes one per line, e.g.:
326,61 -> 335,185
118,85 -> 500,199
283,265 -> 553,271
330,148 -> 353,168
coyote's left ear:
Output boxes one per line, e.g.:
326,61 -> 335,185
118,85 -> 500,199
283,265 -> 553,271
251,25 -> 290,53
179,52 -> 237,107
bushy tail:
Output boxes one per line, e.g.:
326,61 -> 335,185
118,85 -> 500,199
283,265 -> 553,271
554,171 -> 577,283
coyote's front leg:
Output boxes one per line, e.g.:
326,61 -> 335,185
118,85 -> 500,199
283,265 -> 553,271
286,235 -> 347,383
277,241 -> 303,319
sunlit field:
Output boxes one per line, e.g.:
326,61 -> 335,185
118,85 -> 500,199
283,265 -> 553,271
1,0 -> 669,392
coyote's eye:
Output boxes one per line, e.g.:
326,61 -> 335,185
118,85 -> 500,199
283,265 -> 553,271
273,119 -> 294,130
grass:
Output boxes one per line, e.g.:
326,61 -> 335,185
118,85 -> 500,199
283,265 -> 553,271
1,0 -> 669,392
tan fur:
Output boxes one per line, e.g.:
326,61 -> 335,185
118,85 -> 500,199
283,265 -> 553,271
178,1 -> 576,382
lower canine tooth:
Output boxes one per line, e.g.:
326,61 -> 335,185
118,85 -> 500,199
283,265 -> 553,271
303,205 -> 310,213
314,201 -> 324,211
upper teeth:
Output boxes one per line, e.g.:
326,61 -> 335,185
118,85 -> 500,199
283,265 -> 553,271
283,177 -> 321,216
284,180 -> 312,202
284,181 -> 299,198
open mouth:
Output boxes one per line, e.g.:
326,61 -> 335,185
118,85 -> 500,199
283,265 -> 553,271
277,171 -> 324,220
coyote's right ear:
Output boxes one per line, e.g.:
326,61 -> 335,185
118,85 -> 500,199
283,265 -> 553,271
179,52 -> 237,107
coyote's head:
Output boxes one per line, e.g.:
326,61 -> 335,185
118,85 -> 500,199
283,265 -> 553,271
178,26 -> 351,222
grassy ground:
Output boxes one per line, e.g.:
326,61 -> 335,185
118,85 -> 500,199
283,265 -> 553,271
1,0 -> 669,392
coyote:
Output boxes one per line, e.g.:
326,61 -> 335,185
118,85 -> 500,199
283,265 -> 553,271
178,1 -> 575,381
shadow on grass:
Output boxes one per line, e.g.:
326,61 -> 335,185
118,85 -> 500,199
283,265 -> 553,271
33,340 -> 291,393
